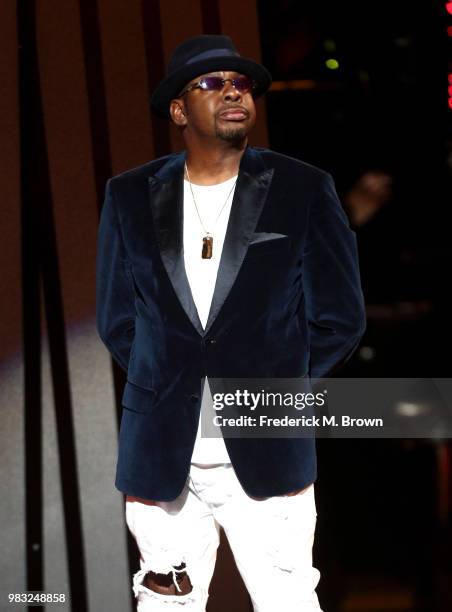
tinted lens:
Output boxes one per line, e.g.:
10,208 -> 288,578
199,77 -> 225,90
233,77 -> 255,92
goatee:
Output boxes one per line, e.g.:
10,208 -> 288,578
215,124 -> 248,143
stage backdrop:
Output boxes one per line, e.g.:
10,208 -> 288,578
0,1 -> 268,610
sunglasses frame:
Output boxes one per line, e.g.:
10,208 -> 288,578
178,75 -> 257,97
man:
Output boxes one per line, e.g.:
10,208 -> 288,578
96,34 -> 365,611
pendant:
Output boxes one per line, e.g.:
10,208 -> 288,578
202,235 -> 213,259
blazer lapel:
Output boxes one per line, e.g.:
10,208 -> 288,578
148,147 -> 274,338
148,152 -> 205,336
204,148 -> 274,334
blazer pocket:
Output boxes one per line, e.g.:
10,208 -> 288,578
122,380 -> 158,414
247,233 -> 291,258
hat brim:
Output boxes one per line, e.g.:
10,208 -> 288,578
150,56 -> 272,118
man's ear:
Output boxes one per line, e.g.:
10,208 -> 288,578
170,98 -> 187,126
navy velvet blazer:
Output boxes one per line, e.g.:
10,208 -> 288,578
96,146 -> 366,501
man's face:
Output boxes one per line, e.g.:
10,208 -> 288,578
170,70 -> 257,144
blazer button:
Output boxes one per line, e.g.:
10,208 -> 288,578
206,338 -> 217,346
190,394 -> 199,403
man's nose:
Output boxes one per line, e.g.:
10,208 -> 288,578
223,82 -> 241,101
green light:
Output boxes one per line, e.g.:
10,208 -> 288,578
325,58 -> 339,70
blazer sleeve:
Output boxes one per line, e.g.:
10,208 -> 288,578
96,179 -> 135,372
302,172 -> 366,379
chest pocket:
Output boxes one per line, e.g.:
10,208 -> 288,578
246,232 -> 291,258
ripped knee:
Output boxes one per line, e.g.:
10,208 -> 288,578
144,562 -> 193,596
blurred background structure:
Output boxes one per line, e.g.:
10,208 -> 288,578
1,0 -> 451,611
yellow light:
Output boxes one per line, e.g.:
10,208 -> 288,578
325,58 -> 339,70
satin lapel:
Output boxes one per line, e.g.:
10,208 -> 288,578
148,152 -> 204,336
204,148 -> 275,334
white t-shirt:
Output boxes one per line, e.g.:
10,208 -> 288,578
183,174 -> 237,464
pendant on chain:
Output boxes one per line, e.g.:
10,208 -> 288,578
202,236 -> 213,259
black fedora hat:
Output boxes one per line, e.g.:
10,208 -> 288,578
150,34 -> 272,118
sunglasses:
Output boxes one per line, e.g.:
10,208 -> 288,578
179,76 -> 257,97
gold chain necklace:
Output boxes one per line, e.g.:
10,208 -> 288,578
184,161 -> 237,259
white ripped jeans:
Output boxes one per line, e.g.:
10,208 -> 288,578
125,463 -> 323,611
